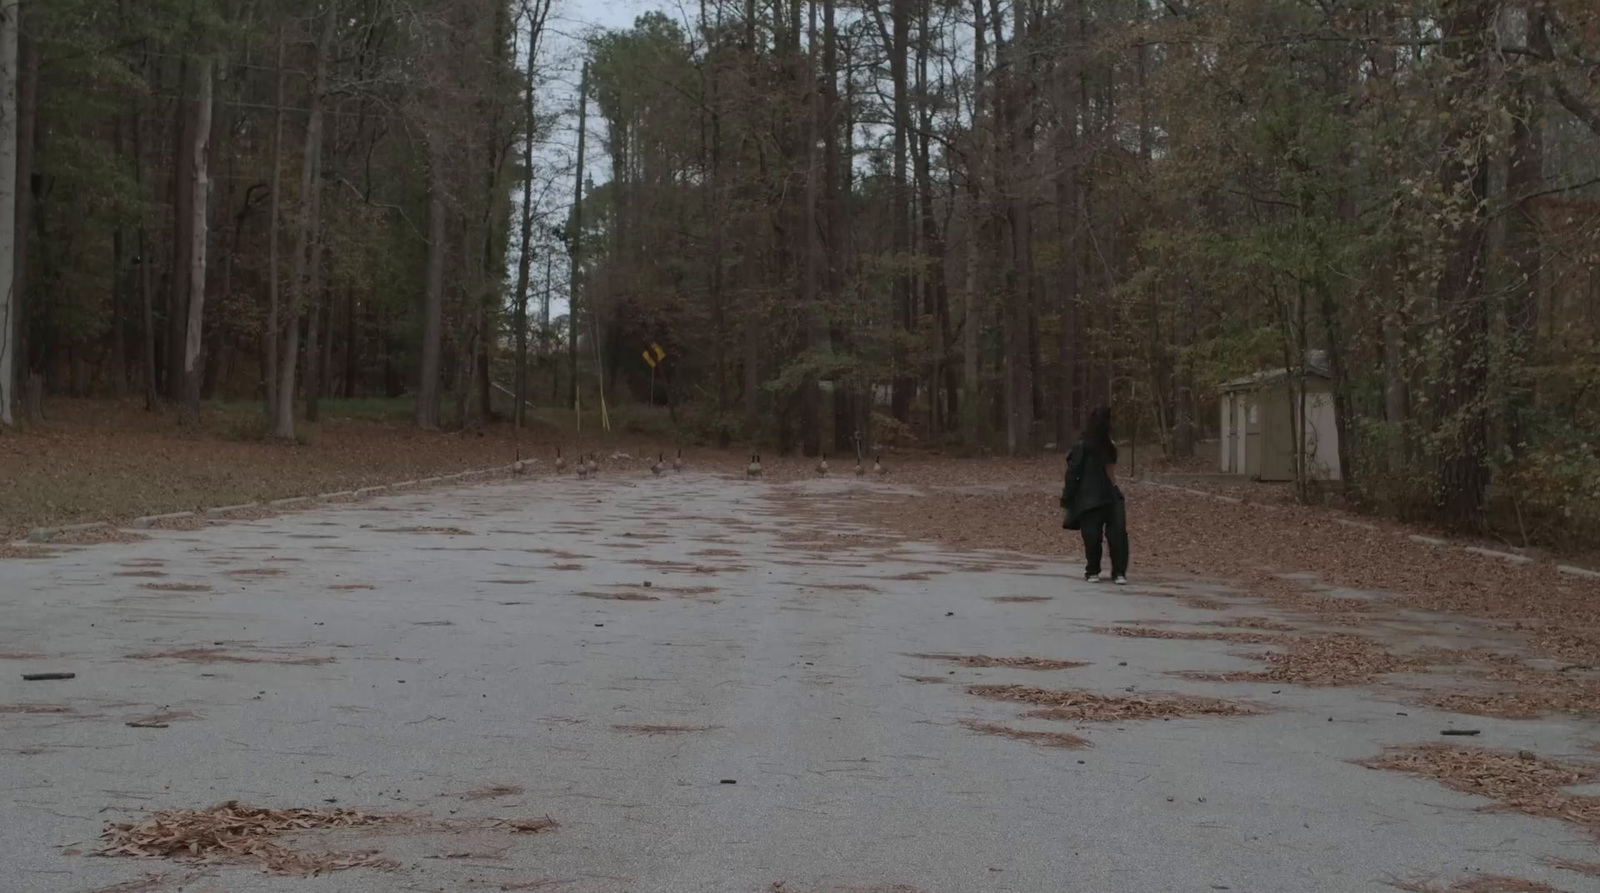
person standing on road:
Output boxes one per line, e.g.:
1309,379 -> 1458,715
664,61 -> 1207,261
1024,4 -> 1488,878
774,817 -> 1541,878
1060,405 -> 1129,584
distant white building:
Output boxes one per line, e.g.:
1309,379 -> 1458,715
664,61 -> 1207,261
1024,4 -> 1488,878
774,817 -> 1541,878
1218,351 -> 1341,482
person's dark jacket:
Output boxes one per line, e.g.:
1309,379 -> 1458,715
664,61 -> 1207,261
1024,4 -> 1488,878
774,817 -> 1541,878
1060,437 -> 1119,530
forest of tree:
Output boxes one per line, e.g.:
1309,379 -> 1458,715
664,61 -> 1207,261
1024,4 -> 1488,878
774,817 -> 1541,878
0,0 -> 1597,543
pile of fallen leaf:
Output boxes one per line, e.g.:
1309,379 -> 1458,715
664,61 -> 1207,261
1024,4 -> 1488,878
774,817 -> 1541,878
1546,859 -> 1600,879
1386,874 -> 1568,892
1409,655 -> 1600,720
959,720 -> 1089,749
966,685 -> 1259,721
1177,634 -> 1419,686
97,802 -> 405,875
124,647 -> 335,667
1362,744 -> 1600,835
910,653 -> 1087,670
98,801 -> 559,876
1091,626 -> 1289,645
1204,616 -> 1295,631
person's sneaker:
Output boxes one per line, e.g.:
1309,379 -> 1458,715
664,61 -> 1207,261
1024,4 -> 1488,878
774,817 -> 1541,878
1113,575 -> 1128,586
1085,573 -> 1102,583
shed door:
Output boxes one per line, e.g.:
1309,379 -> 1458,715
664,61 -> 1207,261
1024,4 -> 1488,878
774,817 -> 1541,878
1258,385 -> 1297,482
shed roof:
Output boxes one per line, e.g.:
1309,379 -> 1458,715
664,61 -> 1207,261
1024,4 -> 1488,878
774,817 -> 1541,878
1220,349 -> 1332,392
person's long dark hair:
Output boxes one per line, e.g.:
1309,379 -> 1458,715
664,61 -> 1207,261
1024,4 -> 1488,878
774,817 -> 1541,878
1085,406 -> 1113,449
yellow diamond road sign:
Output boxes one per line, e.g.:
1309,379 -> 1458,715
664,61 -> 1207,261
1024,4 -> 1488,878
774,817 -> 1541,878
642,350 -> 657,368
651,343 -> 666,362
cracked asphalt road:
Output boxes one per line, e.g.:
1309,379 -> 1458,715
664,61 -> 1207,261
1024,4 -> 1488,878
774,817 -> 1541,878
3,473 -> 1596,892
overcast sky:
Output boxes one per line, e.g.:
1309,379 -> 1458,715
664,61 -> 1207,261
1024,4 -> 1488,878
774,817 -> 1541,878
511,0 -> 650,317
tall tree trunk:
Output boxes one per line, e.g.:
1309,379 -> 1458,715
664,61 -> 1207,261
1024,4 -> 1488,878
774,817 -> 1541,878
800,0 -> 824,456
343,288 -> 357,398
305,247 -> 323,422
1054,0 -> 1082,449
1317,279 -> 1352,484
8,28 -> 33,413
264,25 -> 285,419
1431,0 -> 1493,527
960,0 -> 986,448
180,58 -> 214,424
1503,38 -> 1543,458
202,70 -> 238,404
543,254 -> 555,404
168,56 -> 195,402
476,252 -> 491,421
276,0 -> 335,439
913,0 -> 949,436
1383,303 -> 1408,471
1004,0 -> 1033,454
888,0 -> 913,423
704,0 -> 729,431
566,61 -> 587,411
510,12 -> 539,428
0,0 -> 15,427
110,115 -> 129,398
135,41 -> 158,412
823,0 -> 853,453
742,281 -> 760,434
111,224 -> 128,396
417,130 -> 447,430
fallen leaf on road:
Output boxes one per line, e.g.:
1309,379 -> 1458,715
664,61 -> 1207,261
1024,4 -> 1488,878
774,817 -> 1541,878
1362,743 -> 1600,835
968,686 -> 1259,721
960,720 -> 1090,749
911,654 -> 1087,670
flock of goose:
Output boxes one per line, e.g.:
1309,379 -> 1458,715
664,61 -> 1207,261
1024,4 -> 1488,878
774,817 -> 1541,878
745,452 -> 886,479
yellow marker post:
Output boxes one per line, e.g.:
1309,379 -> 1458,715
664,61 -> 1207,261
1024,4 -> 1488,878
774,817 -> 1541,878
644,344 -> 667,407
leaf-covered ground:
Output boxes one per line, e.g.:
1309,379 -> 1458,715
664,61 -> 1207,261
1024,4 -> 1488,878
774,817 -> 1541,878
0,398 -> 671,542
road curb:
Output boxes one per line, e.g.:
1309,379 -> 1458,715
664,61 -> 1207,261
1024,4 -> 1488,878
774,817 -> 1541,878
29,521 -> 110,543
1463,546 -> 1534,565
205,502 -> 260,518
131,511 -> 196,529
1409,534 -> 1451,547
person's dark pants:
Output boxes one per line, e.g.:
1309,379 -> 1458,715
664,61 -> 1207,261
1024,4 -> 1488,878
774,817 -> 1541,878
1078,498 -> 1129,578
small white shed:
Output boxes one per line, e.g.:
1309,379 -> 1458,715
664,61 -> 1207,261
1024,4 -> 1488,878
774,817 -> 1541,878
1218,351 -> 1341,482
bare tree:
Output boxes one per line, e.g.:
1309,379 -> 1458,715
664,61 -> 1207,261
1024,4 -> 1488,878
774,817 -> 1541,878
511,0 -> 552,427
180,57 -> 214,424
416,125 -> 447,429
0,0 -> 15,427
566,61 -> 588,412
275,1 -> 337,440
263,24 -> 285,419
